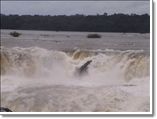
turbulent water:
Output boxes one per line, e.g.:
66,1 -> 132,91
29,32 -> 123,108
0,30 -> 150,112
1,46 -> 150,112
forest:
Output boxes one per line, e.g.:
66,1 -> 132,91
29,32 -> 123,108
1,13 -> 150,33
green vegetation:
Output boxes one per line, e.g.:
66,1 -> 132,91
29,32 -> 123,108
87,34 -> 101,38
9,31 -> 21,37
1,13 -> 150,33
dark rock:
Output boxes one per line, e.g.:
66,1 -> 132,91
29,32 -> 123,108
76,60 -> 92,76
0,107 -> 12,112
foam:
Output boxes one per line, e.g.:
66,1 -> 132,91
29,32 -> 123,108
0,47 -> 150,112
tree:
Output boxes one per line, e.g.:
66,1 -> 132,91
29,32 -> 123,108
0,13 -> 150,33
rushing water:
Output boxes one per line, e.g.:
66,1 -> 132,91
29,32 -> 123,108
0,30 -> 150,112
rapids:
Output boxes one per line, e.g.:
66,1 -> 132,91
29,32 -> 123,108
0,47 -> 150,112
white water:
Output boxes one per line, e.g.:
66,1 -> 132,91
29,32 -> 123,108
1,47 -> 150,112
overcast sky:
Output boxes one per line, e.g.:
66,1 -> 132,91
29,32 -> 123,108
1,1 -> 150,15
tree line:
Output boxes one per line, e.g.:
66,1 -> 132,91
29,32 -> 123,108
1,13 -> 150,33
